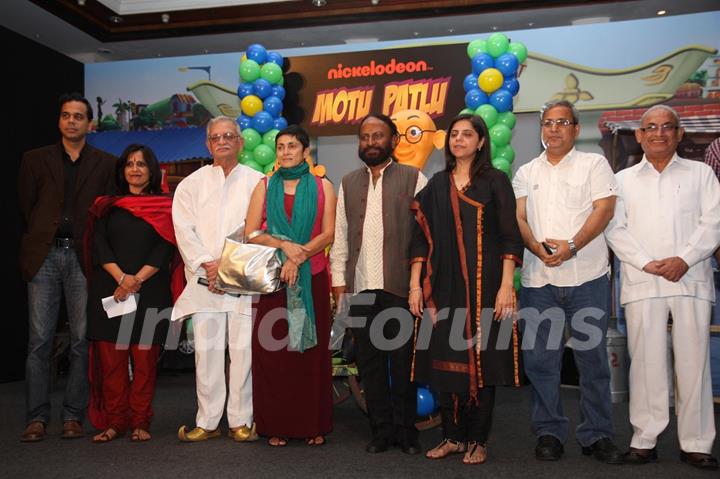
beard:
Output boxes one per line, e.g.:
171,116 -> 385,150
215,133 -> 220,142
359,143 -> 394,167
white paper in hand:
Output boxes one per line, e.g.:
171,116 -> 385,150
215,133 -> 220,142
102,294 -> 138,319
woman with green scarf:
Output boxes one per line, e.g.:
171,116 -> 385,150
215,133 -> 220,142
245,125 -> 337,447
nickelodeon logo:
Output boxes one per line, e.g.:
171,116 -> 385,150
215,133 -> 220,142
327,58 -> 430,79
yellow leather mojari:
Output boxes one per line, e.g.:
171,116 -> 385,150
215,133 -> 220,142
228,423 -> 258,442
177,425 -> 221,442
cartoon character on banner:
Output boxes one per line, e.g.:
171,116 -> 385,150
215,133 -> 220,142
390,109 -> 446,171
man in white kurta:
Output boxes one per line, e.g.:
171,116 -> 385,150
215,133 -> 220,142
172,116 -> 264,442
605,105 -> 720,470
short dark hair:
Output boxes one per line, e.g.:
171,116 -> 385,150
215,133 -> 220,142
276,125 -> 310,149
116,144 -> 163,195
358,112 -> 399,137
444,113 -> 492,181
59,93 -> 93,121
540,99 -> 578,124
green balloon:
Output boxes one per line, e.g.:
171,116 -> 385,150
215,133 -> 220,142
508,42 -> 528,64
460,108 -> 475,115
490,141 -> 499,159
489,124 -> 512,147
466,39 -> 487,59
492,157 -> 511,175
238,150 -> 254,164
487,33 -> 510,58
475,104 -> 498,128
262,129 -> 280,148
495,144 -> 515,164
243,159 -> 263,172
239,59 -> 261,82
263,162 -> 276,174
260,62 -> 283,85
513,269 -> 522,291
253,144 -> 276,166
242,128 -> 262,151
496,111 -> 517,130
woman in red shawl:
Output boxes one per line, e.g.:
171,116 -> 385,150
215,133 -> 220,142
84,144 -> 183,443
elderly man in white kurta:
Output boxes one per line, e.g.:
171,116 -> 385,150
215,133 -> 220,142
172,116 -> 264,442
605,105 -> 720,470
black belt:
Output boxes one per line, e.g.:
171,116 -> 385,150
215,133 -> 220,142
54,237 -> 74,248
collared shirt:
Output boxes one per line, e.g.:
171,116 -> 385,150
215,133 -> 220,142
605,154 -> 720,305
171,163 -> 264,321
330,161 -> 427,293
57,147 -> 84,238
512,148 -> 617,288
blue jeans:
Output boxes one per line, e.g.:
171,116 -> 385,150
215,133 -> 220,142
519,274 -> 614,447
26,246 -> 89,424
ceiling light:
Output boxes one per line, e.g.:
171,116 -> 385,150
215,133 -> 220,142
371,0 -> 380,5
77,0 -> 86,5
161,13 -> 170,23
527,22 -> 535,27
97,47 -> 113,54
448,28 -> 455,33
312,0 -> 327,6
657,10 -> 667,15
571,16 -> 610,25
109,15 -> 123,23
491,26 -> 498,31
413,31 -> 419,36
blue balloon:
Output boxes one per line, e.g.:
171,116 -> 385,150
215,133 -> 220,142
263,96 -> 283,118
495,53 -> 520,78
489,89 -> 514,113
267,51 -> 284,68
464,88 -> 488,110
471,53 -> 494,75
416,387 -> 437,416
237,82 -> 254,99
237,114 -> 252,131
252,111 -> 274,134
503,78 -> 520,96
253,78 -> 272,100
273,116 -> 288,130
463,73 -> 479,93
270,85 -> 286,101
246,43 -> 267,64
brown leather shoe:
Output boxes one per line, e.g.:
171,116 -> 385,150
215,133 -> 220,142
680,451 -> 719,470
624,447 -> 657,464
61,420 -> 84,439
20,421 -> 46,442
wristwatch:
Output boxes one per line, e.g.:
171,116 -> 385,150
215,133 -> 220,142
567,239 -> 577,257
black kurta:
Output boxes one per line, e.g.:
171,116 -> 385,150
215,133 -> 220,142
411,168 -> 524,396
87,207 -> 173,345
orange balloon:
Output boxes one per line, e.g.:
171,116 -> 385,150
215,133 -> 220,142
478,68 -> 503,94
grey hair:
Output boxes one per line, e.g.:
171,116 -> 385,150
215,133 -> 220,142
640,104 -> 680,126
206,115 -> 241,137
540,99 -> 579,124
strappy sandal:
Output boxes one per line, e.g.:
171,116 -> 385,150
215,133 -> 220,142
462,441 -> 487,465
305,436 -> 326,446
268,436 -> 288,447
425,438 -> 466,459
130,428 -> 151,442
92,427 -> 122,443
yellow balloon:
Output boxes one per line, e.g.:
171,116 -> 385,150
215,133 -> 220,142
478,68 -> 503,94
241,95 -> 262,116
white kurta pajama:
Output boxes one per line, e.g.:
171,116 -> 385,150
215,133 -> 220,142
605,154 -> 720,454
172,164 -> 264,431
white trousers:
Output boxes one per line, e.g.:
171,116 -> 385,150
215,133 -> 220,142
625,296 -> 715,453
192,312 -> 253,430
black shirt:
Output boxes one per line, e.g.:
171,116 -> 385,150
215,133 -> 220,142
56,148 -> 84,238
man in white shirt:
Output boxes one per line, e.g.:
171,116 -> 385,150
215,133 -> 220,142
605,105 -> 719,470
171,116 -> 264,442
513,100 -> 622,464
330,113 -> 427,455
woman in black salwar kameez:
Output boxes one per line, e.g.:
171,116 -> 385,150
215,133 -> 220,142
409,114 -> 524,465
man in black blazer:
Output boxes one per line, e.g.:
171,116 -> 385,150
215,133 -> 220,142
18,93 -> 116,442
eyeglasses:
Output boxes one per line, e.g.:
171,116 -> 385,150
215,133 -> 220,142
541,119 -> 576,128
639,123 -> 679,133
208,132 -> 240,143
398,126 -> 436,145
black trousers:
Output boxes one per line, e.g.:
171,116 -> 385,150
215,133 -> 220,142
438,387 -> 496,444
349,290 -> 417,442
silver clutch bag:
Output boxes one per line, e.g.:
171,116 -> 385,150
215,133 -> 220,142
216,224 -> 284,295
